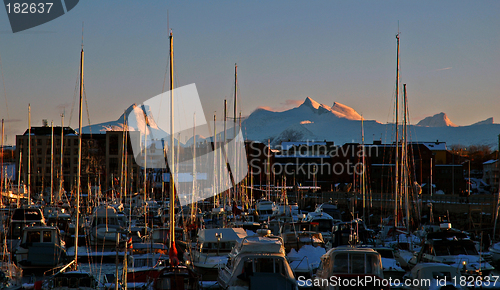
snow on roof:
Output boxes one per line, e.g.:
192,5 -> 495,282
198,228 -> 247,243
420,142 -> 447,151
280,141 -> 328,151
238,235 -> 284,254
484,159 -> 498,165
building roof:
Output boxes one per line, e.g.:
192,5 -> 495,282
279,141 -> 330,151
22,126 -> 77,136
419,141 -> 447,151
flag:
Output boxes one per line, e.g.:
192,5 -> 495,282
169,240 -> 179,266
232,201 -> 242,216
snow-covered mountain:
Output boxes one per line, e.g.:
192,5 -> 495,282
81,97 -> 499,149
330,102 -> 362,120
416,112 -> 457,127
242,97 -> 499,149
471,117 -> 494,126
80,103 -> 168,138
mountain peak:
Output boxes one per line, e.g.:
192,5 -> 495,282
301,97 -> 321,109
471,117 -> 494,126
331,102 -> 362,120
417,112 -> 458,127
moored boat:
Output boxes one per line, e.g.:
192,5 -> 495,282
408,223 -> 495,277
218,229 -> 297,290
185,227 -> 247,281
313,246 -> 387,289
14,225 -> 66,272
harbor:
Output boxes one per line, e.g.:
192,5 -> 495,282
0,2 -> 499,290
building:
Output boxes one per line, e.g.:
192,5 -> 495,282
16,126 -> 142,202
483,159 -> 499,193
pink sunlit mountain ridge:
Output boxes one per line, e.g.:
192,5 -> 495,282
416,112 -> 457,127
79,98 -> 499,149
241,97 -> 499,149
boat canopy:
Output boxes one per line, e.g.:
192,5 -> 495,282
237,236 -> 284,254
198,228 -> 247,243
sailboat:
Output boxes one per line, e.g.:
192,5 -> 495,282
151,30 -> 199,290
45,32 -> 101,290
378,31 -> 412,242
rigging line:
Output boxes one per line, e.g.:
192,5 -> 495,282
157,29 -> 172,131
83,83 -> 92,137
68,67 -> 80,127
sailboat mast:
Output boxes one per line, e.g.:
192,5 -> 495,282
74,42 -> 84,268
232,64 -> 237,207
192,112 -> 196,211
60,114 -> 64,202
1,119 -> 3,200
403,84 -> 410,233
213,113 -> 217,208
223,99 -> 227,208
234,64 -> 237,126
361,116 -> 365,221
28,104 -> 31,203
169,30 -> 175,250
50,121 -> 54,204
17,151 -> 21,207
394,32 -> 400,229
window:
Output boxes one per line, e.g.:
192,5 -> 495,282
109,157 -> 119,174
43,231 -> 52,242
27,231 -> 41,243
333,253 -> 348,273
109,135 -> 119,155
254,258 -> 275,273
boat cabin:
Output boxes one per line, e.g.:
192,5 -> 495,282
315,246 -> 385,289
15,226 -> 66,269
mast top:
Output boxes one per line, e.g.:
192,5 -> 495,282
81,22 -> 84,49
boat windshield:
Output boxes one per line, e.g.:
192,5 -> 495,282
332,253 -> 382,276
201,242 -> 236,254
242,257 -> 287,275
43,230 -> 53,242
317,220 -> 333,233
432,241 -> 478,256
27,231 -> 41,243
